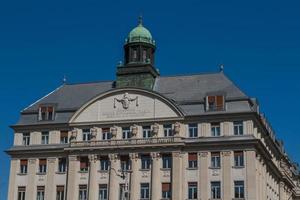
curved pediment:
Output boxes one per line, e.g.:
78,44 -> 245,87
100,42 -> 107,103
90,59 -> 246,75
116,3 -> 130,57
69,88 -> 184,123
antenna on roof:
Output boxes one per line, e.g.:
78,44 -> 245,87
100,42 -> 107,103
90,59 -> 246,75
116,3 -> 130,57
219,64 -> 224,73
62,75 -> 67,84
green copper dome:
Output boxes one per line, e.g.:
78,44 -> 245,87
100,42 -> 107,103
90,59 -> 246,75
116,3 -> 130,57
126,17 -> 155,45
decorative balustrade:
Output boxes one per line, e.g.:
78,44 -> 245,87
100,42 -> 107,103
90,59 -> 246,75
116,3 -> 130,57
70,137 -> 183,148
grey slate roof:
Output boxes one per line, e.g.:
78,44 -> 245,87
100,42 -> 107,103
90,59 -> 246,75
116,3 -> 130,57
16,72 -> 251,126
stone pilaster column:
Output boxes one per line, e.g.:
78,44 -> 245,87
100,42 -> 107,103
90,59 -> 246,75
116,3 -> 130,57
172,152 -> 183,200
88,154 -> 98,200
7,158 -> 18,200
129,153 -> 139,200
222,151 -> 232,199
151,152 -> 161,200
246,150 -> 257,200
109,153 -> 120,200
46,158 -> 57,200
66,155 -> 78,200
199,152 -> 209,200
27,158 -> 37,200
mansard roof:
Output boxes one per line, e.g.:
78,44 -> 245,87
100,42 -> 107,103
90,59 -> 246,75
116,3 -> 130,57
15,72 -> 253,126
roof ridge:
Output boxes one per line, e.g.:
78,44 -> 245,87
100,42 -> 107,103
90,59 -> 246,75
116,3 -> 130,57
158,71 -> 221,78
65,80 -> 114,86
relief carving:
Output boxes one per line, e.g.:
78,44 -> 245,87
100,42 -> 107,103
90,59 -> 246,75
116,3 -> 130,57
109,153 -> 119,161
151,123 -> 159,137
114,93 -> 139,109
90,127 -> 98,139
129,153 -> 139,161
131,125 -> 138,137
199,152 -> 208,157
110,126 -> 118,138
174,122 -> 180,136
150,152 -> 161,160
70,128 -> 78,141
222,151 -> 231,157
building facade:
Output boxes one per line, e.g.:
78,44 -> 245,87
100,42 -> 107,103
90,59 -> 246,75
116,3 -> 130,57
6,18 -> 300,200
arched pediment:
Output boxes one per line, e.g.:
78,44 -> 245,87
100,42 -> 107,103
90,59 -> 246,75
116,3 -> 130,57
69,88 -> 184,123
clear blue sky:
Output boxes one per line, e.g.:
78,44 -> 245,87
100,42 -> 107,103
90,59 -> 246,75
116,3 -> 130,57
0,0 -> 300,198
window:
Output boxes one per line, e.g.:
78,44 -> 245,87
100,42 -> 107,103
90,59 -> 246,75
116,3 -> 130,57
211,181 -> 221,199
41,132 -> 49,144
39,159 -> 47,173
79,185 -> 87,200
206,95 -> 224,111
164,124 -> 173,137
234,151 -> 244,167
22,133 -> 30,146
58,158 -> 67,173
56,186 -> 65,200
80,157 -> 89,172
18,186 -> 26,200
39,106 -> 55,121
142,49 -> 147,62
119,184 -> 129,199
162,183 -> 171,199
143,126 -> 151,138
102,128 -> 111,140
140,183 -> 150,199
162,154 -> 172,169
36,186 -> 45,200
60,131 -> 68,144
211,123 -> 221,137
99,184 -> 108,200
120,156 -> 131,171
211,152 -> 221,168
141,154 -> 151,170
234,181 -> 245,198
188,124 -> 198,138
82,129 -> 91,141
100,157 -> 109,171
234,121 -> 244,135
20,159 -> 28,174
122,127 -> 131,139
188,182 -> 197,199
188,153 -> 198,168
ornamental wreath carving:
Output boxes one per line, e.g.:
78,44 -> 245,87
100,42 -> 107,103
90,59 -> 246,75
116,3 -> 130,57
114,93 -> 139,109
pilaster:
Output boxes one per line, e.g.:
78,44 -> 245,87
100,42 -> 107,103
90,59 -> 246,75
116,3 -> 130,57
109,153 -> 120,200
246,150 -> 257,200
27,158 -> 37,200
222,151 -> 232,199
88,154 -> 98,200
172,152 -> 183,200
199,152 -> 209,200
66,155 -> 78,200
46,157 -> 56,200
151,152 -> 161,200
129,153 -> 139,200
7,158 -> 18,200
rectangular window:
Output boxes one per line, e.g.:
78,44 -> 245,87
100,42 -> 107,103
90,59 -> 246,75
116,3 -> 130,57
211,152 -> 221,168
80,157 -> 89,172
188,182 -> 197,199
141,154 -> 151,170
58,158 -> 67,173
56,186 -> 65,200
60,131 -> 68,144
37,186 -> 45,200
234,151 -> 244,167
18,186 -> 26,200
82,129 -> 91,141
211,123 -> 221,137
206,95 -> 224,111
39,159 -> 47,173
188,153 -> 198,169
41,132 -> 49,144
188,124 -> 198,138
234,181 -> 245,198
140,183 -> 150,199
164,124 -> 173,137
211,181 -> 221,199
143,126 -> 152,138
22,133 -> 30,146
162,183 -> 171,199
39,106 -> 55,121
99,184 -> 108,200
122,127 -> 131,139
20,159 -> 28,174
100,157 -> 109,171
119,184 -> 129,199
120,155 -> 131,171
102,128 -> 111,140
162,154 -> 172,169
79,185 -> 87,200
234,121 -> 244,135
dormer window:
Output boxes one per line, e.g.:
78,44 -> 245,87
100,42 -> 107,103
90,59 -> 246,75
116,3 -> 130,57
206,95 -> 224,111
38,105 -> 55,121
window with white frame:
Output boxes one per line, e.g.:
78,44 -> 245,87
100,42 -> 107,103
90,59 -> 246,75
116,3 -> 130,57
60,130 -> 68,144
79,185 -> 87,200
141,154 -> 151,170
22,133 -> 30,146
41,131 -> 49,144
56,186 -> 65,200
211,181 -> 221,199
188,124 -> 198,138
39,159 -> 47,173
58,158 -> 67,173
100,157 -> 109,171
234,181 -> 245,198
234,121 -> 244,135
18,187 -> 26,200
80,157 -> 89,172
211,152 -> 221,168
82,129 -> 91,141
188,182 -> 197,199
140,183 -> 150,199
164,124 -> 173,137
162,183 -> 171,199
36,186 -> 45,200
38,105 -> 55,121
162,154 -> 172,169
188,153 -> 198,168
122,127 -> 131,139
102,128 -> 111,140
206,95 -> 224,111
120,156 -> 131,171
99,184 -> 108,200
20,159 -> 28,174
234,151 -> 244,167
143,126 -> 151,138
211,123 -> 221,137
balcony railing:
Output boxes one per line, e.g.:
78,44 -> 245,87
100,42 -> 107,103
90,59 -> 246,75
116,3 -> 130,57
70,137 -> 183,148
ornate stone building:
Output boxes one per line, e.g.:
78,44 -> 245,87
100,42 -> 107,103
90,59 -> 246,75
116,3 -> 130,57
7,18 -> 300,200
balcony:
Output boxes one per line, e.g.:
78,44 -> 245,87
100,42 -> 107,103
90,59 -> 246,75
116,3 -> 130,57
69,137 -> 184,148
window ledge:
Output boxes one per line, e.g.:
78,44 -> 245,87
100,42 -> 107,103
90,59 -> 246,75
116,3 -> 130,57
98,170 -> 109,173
186,167 -> 198,170
209,167 -> 221,170
55,171 -> 66,174
160,168 -> 171,171
232,199 -> 245,200
78,170 -> 89,173
36,172 -> 46,175
139,169 -> 151,172
232,166 -> 245,169
17,173 -> 27,176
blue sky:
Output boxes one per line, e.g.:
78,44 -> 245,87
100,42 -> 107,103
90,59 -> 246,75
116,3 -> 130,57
0,0 -> 300,198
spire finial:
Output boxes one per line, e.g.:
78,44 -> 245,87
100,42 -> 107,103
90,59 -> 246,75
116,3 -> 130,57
138,15 -> 143,26
62,75 -> 67,84
219,64 -> 224,72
